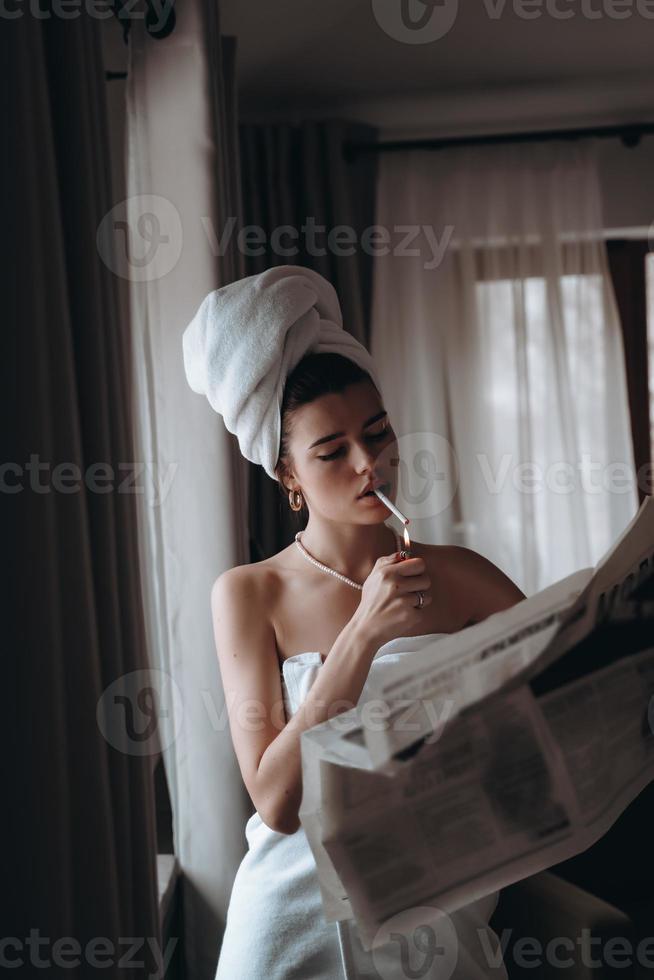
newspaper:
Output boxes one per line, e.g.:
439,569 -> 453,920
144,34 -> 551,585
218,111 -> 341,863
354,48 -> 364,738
299,495 -> 654,951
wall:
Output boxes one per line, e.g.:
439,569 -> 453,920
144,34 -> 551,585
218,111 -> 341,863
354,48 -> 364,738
103,23 -> 654,238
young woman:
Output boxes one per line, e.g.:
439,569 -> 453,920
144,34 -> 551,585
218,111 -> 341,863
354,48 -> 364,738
210,351 -> 525,979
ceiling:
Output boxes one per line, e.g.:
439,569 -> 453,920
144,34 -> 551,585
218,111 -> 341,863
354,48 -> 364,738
222,0 -> 654,121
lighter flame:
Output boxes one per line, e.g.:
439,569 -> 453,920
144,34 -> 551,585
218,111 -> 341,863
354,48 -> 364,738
403,525 -> 411,551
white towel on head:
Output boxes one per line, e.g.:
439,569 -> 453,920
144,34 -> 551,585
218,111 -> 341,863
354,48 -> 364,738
182,265 -> 383,481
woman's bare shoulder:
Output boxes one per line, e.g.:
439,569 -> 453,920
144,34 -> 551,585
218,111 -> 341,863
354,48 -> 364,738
211,554 -> 284,598
424,542 -> 526,620
209,561 -> 284,670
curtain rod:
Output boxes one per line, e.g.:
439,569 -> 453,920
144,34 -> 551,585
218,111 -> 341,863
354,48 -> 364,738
343,121 -> 654,160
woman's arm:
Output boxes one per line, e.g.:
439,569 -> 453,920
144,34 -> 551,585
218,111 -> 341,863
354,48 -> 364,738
211,566 -> 380,835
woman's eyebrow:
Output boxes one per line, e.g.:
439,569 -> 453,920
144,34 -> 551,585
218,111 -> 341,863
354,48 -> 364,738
307,410 -> 387,450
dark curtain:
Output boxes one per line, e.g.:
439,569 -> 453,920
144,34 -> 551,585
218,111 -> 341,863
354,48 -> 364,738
9,10 -> 161,976
606,239 -> 652,504
237,119 -> 379,561
551,239 -> 653,926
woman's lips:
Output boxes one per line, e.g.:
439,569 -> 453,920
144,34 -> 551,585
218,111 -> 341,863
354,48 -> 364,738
358,482 -> 390,499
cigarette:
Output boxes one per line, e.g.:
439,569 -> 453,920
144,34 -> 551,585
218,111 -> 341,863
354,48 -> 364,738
373,486 -> 410,526
374,487 -> 412,558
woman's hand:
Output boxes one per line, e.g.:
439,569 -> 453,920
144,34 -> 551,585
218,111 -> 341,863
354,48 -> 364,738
351,551 -> 432,649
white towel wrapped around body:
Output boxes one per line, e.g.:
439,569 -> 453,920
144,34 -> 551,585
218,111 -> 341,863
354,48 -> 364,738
213,629 -> 506,979
182,265 -> 383,481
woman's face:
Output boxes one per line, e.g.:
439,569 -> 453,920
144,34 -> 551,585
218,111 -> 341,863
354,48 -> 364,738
287,380 -> 398,522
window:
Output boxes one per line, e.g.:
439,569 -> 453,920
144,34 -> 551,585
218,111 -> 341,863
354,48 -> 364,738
474,273 -> 616,584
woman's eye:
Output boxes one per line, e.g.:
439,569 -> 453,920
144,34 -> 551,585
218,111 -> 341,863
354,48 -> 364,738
367,428 -> 389,443
317,424 -> 390,461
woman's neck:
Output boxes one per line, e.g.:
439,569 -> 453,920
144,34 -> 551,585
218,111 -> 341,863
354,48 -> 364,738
297,521 -> 399,584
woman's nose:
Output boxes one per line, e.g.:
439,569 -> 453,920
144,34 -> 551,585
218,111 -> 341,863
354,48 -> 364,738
354,443 -> 380,471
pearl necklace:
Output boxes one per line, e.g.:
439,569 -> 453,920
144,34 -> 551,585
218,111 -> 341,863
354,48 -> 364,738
294,528 -> 401,591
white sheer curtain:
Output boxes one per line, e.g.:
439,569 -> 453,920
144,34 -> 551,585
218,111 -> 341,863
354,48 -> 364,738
372,141 -> 638,595
126,5 -> 250,979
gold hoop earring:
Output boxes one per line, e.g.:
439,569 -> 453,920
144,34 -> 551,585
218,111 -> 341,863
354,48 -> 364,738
288,489 -> 303,512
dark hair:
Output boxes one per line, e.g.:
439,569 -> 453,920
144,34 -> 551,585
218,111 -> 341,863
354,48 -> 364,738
274,351 -> 380,520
